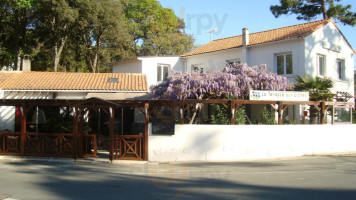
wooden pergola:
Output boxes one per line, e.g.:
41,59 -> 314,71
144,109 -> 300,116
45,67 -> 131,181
0,98 -> 354,161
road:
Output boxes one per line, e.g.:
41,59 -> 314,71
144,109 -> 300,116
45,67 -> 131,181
0,155 -> 356,200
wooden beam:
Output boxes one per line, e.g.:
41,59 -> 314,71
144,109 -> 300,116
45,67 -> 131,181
278,101 -> 283,125
144,103 -> 149,161
320,102 -> 326,124
73,107 -> 79,160
179,101 -> 184,124
230,101 -> 235,125
109,107 -> 115,162
20,103 -> 27,156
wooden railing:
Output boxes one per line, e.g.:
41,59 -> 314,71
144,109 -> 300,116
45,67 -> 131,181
0,132 -> 21,155
114,135 -> 144,160
25,133 -> 75,157
0,132 -> 97,158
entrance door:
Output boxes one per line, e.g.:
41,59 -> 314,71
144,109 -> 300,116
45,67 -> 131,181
114,107 -> 145,160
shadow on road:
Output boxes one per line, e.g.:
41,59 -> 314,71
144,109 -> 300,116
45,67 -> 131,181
1,158 -> 356,200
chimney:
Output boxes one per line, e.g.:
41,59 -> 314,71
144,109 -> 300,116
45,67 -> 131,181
22,55 -> 31,71
242,28 -> 249,47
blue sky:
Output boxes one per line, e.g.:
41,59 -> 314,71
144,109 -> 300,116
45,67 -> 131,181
158,0 -> 356,68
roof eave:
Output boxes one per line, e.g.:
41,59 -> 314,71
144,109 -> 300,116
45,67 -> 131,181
181,38 -> 304,57
1,89 -> 148,93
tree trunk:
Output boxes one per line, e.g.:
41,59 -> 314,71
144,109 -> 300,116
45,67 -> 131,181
309,106 -> 319,124
16,47 -> 22,71
189,103 -> 201,124
321,0 -> 328,19
54,36 -> 67,72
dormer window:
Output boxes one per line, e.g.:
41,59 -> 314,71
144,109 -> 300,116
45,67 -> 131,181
191,64 -> 204,73
226,59 -> 241,67
108,78 -> 118,83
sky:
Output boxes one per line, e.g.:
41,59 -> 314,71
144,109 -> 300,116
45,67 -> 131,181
158,0 -> 356,68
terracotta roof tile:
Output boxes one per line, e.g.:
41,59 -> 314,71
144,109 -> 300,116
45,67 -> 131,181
182,19 -> 335,57
0,71 -> 147,91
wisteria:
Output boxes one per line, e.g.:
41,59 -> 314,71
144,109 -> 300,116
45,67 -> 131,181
150,63 -> 294,100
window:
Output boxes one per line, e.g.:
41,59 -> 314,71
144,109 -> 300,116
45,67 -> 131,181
317,54 -> 326,76
226,59 -> 241,67
157,64 -> 169,82
191,64 -> 204,73
337,59 -> 345,80
276,53 -> 293,75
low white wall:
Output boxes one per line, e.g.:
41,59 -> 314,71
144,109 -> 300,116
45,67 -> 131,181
149,124 -> 356,162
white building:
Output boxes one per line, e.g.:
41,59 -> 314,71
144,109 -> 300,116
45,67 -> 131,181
111,56 -> 183,89
112,19 -> 355,99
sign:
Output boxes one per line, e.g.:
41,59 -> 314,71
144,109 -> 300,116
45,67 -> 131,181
250,90 -> 309,101
322,42 -> 341,53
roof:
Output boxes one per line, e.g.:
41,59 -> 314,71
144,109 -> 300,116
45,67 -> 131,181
181,19 -> 355,57
0,71 -> 147,91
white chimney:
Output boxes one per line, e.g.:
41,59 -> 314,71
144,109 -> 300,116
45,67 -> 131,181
22,55 -> 31,71
242,28 -> 249,47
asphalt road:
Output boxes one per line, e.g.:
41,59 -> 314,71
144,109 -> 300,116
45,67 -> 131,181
0,155 -> 356,200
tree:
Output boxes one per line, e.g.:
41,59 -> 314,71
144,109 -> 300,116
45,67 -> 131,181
36,0 -> 79,72
121,0 -> 194,56
140,30 -> 194,56
1,0 -> 194,72
0,0 -> 39,70
294,75 -> 334,124
78,0 -> 128,73
270,0 -> 356,26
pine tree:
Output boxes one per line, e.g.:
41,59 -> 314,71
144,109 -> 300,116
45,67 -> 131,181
270,0 -> 356,26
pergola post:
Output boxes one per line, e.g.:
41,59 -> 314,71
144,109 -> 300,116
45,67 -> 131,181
179,101 -> 184,124
20,103 -> 27,156
230,100 -> 235,125
109,107 -> 115,162
144,103 -> 149,161
78,108 -> 85,158
320,101 -> 326,124
73,107 -> 79,159
278,101 -> 283,125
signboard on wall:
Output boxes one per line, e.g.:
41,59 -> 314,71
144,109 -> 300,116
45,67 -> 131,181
249,90 -> 309,101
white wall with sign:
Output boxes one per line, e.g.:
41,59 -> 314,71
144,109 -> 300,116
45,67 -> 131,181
149,124 -> 356,162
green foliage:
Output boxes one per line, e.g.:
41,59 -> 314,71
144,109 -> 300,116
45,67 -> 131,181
271,0 -> 356,26
294,75 -> 334,124
121,0 -> 194,56
294,75 -> 334,101
259,107 -> 277,125
0,0 -> 194,72
211,104 -> 246,125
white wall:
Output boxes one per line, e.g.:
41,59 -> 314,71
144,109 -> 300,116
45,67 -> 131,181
248,39 -> 305,83
149,124 -> 356,162
141,56 -> 183,88
55,92 -> 87,100
305,22 -> 355,98
185,39 -> 305,84
185,48 -> 242,73
112,60 -> 143,74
